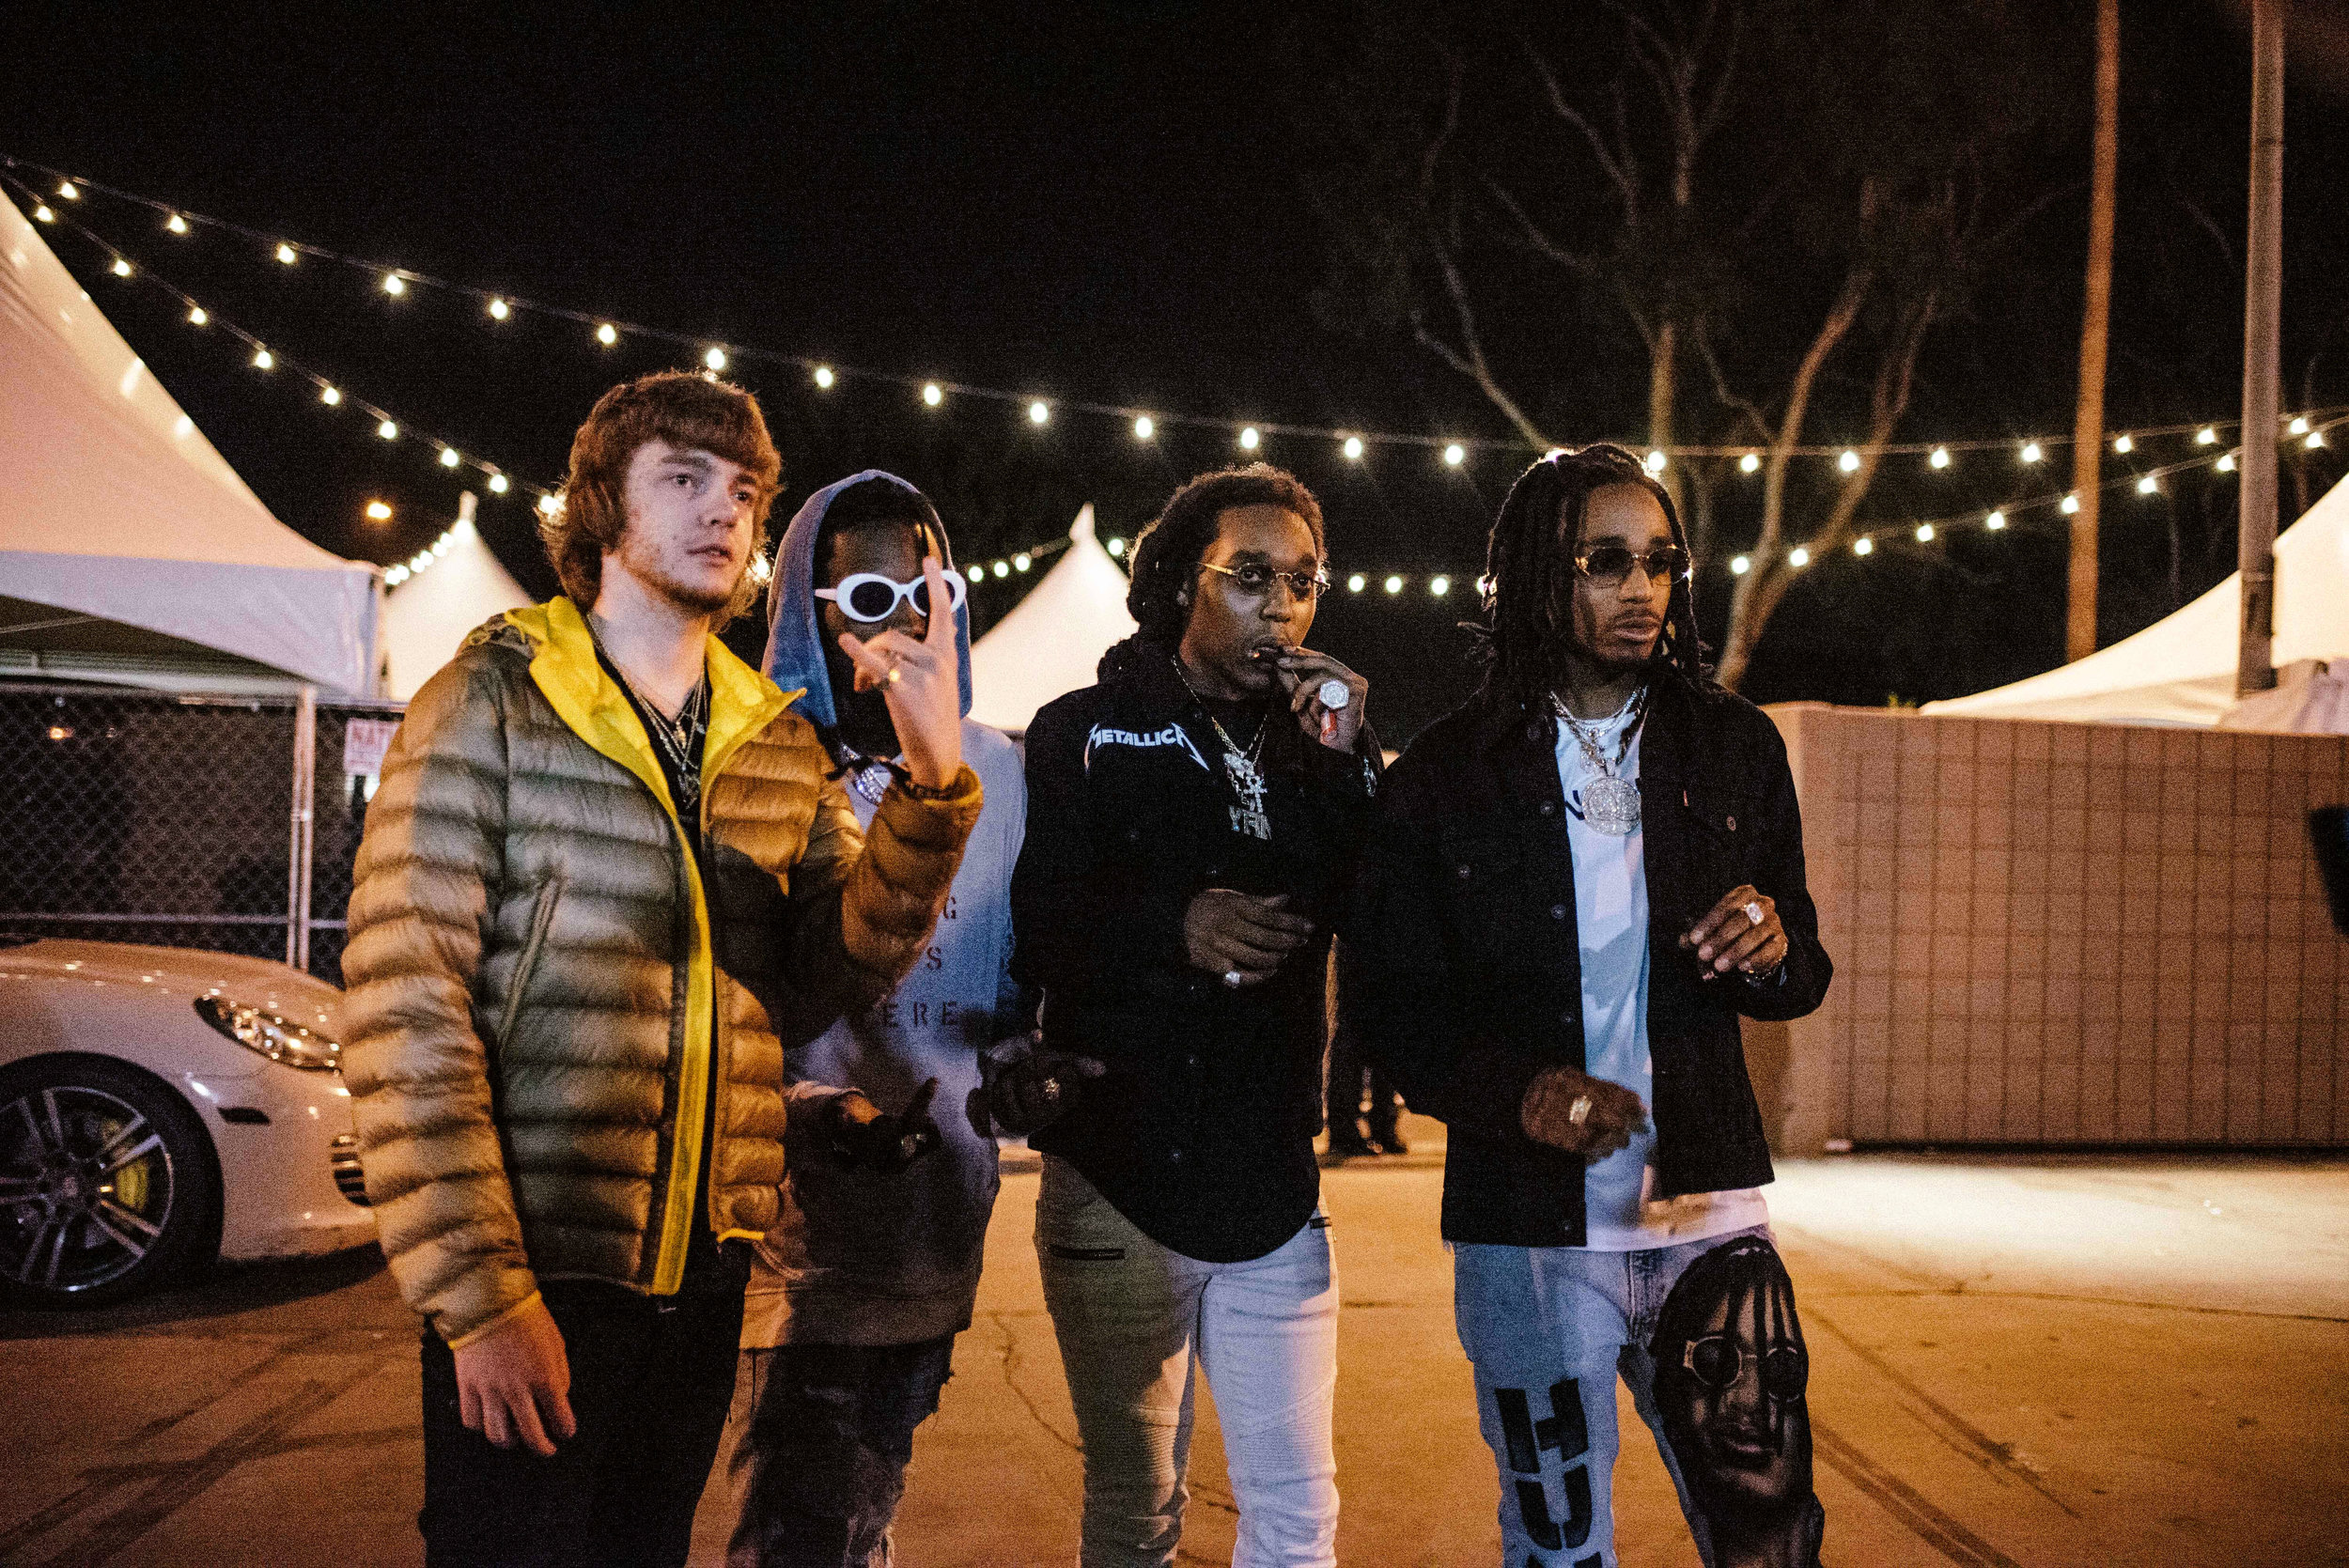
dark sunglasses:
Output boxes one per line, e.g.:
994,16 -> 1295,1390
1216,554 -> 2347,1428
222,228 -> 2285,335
815,569 -> 969,623
1680,1334 -> 1809,1399
1574,544 -> 1691,584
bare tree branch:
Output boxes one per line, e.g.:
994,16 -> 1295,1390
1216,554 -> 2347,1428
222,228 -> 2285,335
1523,42 -> 1637,210
1481,177 -> 1597,275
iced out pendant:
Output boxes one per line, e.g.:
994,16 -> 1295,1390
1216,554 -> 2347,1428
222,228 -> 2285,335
1224,753 -> 1272,840
1582,775 -> 1642,836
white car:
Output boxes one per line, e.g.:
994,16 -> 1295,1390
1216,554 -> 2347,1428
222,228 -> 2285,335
0,937 -> 378,1305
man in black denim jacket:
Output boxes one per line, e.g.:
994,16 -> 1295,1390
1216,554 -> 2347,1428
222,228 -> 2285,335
1342,445 -> 1832,1567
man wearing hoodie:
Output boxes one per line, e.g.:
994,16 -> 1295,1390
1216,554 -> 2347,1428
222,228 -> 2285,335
342,374 -> 981,1568
722,472 -> 1093,1567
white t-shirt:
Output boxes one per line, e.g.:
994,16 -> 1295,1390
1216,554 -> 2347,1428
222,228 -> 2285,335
1554,691 -> 1766,1251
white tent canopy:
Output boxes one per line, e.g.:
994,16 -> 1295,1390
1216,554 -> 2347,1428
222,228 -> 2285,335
0,192 -> 379,694
381,498 -> 533,699
969,504 -> 1135,733
1921,473 -> 2349,729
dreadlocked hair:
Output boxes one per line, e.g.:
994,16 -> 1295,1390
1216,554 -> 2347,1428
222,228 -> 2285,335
1097,463 -> 1326,683
1472,442 -> 1704,712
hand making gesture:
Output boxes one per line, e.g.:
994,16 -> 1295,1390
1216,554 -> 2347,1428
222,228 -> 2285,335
835,555 -> 965,788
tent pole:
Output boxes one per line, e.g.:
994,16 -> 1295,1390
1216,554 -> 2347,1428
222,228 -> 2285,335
2238,0 -> 2284,698
2066,0 -> 2119,664
287,686 -> 317,971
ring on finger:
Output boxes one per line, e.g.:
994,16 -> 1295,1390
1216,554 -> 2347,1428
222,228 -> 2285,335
1566,1093 -> 1593,1126
883,664 -> 903,686
1743,899 -> 1765,926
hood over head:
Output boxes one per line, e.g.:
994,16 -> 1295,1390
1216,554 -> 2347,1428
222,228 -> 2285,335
761,470 -> 972,731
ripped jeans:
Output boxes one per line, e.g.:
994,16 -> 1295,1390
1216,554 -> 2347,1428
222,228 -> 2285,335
720,1336 -> 957,1568
1034,1155 -> 1341,1568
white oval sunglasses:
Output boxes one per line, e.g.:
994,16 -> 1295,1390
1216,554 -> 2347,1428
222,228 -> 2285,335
814,568 -> 970,623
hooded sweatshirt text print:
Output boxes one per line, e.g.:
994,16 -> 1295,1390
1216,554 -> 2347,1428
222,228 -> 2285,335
749,471 -> 1028,1345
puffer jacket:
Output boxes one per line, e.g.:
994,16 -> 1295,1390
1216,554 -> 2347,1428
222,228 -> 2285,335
340,596 -> 981,1344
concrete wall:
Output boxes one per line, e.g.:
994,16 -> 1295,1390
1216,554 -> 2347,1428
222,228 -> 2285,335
1757,704 -> 2349,1152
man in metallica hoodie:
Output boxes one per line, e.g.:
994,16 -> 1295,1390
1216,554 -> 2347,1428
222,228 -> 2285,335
1013,464 -> 1378,1568
719,472 -> 1089,1566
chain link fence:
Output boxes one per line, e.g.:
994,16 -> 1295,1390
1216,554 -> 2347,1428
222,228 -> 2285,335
0,684 -> 404,983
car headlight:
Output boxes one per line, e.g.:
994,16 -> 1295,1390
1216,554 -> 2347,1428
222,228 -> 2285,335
194,996 -> 343,1071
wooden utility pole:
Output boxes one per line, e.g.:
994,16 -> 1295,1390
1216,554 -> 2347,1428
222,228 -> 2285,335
2067,0 -> 2120,663
2238,0 -> 2284,696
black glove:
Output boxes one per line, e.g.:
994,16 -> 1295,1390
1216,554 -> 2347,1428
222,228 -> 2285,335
966,1040 -> 1107,1139
825,1079 -> 942,1173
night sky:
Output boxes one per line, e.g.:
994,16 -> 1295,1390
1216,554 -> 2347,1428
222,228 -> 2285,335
5,1 -> 2345,739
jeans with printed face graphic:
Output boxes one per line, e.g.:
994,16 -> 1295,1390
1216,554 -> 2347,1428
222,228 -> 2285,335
1453,1229 -> 1824,1568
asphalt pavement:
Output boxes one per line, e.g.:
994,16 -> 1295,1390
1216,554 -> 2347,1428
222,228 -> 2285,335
5,1124 -> 2344,1567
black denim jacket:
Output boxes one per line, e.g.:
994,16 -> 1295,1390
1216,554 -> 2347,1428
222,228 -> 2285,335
1339,675 -> 1830,1248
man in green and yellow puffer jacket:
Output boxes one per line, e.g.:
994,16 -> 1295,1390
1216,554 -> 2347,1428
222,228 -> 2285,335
341,370 -> 981,1568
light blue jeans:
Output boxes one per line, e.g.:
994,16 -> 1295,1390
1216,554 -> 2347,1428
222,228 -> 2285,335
1453,1227 -> 1778,1568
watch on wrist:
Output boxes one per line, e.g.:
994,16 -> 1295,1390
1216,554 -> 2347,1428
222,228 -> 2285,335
882,761 -> 963,800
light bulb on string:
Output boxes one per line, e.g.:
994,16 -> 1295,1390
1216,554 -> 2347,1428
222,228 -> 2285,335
319,385 -> 340,405
381,273 -> 406,296
2217,452 -> 2237,473
33,205 -> 54,223
274,243 -> 297,265
488,474 -> 508,494
56,181 -> 79,200
488,297 -> 509,320
440,447 -> 460,469
186,304 -> 208,325
378,419 -> 398,440
365,501 -> 393,521
1384,575 -> 1404,595
705,348 -> 727,371
1014,553 -> 1032,572
539,493 -> 564,515
2289,415 -> 2310,435
1730,555 -> 1751,575
1238,427 -> 1260,450
1853,537 -> 1874,555
1346,573 -> 1365,593
2197,427 -> 2218,445
1838,449 -> 1859,474
1442,443 -> 1465,467
251,348 -> 274,370
1788,547 -> 1810,567
993,560 -> 1011,579
1929,446 -> 1950,470
2310,430 -> 2328,450
1107,537 -> 1126,557
1429,575 -> 1451,597
2137,474 -> 2158,494
2061,492 -> 2080,514
2113,434 -> 2133,454
596,323 -> 617,346
1916,524 -> 1935,542
813,365 -> 834,389
1739,452 -> 1761,474
109,258 -> 132,277
1645,449 -> 1667,474
1132,414 -> 1154,440
1342,435 -> 1363,460
921,382 -> 943,407
165,213 -> 188,234
1029,400 -> 1050,426
2021,441 -> 2043,463
1986,510 -> 2006,530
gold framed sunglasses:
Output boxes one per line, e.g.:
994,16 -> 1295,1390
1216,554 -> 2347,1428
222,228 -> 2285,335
1199,561 -> 1332,600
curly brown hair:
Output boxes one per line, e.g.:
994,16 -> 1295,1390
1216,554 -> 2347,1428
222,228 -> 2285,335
540,370 -> 783,622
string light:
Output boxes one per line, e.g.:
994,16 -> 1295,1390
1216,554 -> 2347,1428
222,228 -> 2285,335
56,181 -> 79,201
250,347 -> 273,369
1787,547 -> 1811,567
2021,442 -> 2044,463
1929,446 -> 1950,469
747,551 -> 773,586
381,272 -> 406,296
378,419 -> 398,440
704,347 -> 726,371
439,447 -> 460,468
319,384 -> 340,405
2061,492 -> 2080,513
1430,575 -> 1451,596
1739,452 -> 1761,474
1384,575 -> 1404,594
1730,555 -> 1751,575
274,242 -> 296,265
2137,474 -> 2159,494
1014,552 -> 1032,572
2113,434 -> 2133,454
924,383 -> 944,407
489,297 -> 510,319
33,204 -> 54,223
1838,449 -> 1859,474
1132,414 -> 1154,440
2218,453 -> 2237,473
1239,426 -> 1260,450
993,560 -> 1011,578
1107,537 -> 1126,557
1342,435 -> 1363,460
109,257 -> 132,276
2310,430 -> 2328,450
186,303 -> 207,325
1853,537 -> 1874,555
1346,572 -> 1365,593
1985,510 -> 2006,530
1645,449 -> 1667,474
1442,443 -> 1466,467
539,494 -> 563,515
364,501 -> 392,520
165,212 -> 187,234
488,474 -> 508,494
596,323 -> 617,346
1915,524 -> 1934,542
813,365 -> 834,388
1028,400 -> 1050,425
2289,415 -> 2310,435
2197,427 -> 2218,444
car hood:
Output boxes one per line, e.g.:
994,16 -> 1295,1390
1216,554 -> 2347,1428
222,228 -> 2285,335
0,939 -> 342,1025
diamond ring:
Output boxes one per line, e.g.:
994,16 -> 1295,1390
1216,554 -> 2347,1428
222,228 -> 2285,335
1743,900 -> 1765,926
1567,1094 -> 1593,1126
1223,970 -> 1243,987
1318,678 -> 1350,711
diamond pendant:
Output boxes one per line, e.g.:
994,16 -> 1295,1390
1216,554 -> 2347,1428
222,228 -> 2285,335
1583,775 -> 1642,836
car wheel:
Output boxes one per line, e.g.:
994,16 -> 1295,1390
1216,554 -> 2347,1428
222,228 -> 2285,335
0,1057 -> 220,1305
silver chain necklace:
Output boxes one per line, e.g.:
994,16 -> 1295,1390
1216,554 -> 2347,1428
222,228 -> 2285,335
1551,687 -> 1646,836
1174,660 -> 1272,841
